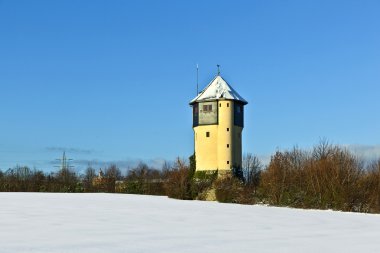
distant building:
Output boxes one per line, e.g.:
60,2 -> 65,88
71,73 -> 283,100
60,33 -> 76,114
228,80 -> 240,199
92,169 -> 115,192
190,74 -> 247,173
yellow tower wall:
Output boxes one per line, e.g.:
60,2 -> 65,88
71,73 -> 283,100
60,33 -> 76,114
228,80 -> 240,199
217,100 -> 233,170
194,125 -> 218,170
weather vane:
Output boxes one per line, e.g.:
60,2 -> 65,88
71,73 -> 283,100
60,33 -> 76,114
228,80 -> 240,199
217,64 -> 220,75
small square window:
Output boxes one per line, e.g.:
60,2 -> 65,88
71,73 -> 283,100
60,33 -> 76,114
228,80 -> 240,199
206,132 -> 210,137
227,144 -> 229,148
208,105 -> 212,111
227,128 -> 229,132
227,161 -> 230,165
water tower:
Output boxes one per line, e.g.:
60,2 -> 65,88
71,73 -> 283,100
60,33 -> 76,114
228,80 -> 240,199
190,73 -> 247,173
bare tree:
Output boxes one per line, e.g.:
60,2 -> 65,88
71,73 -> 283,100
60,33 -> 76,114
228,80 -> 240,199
105,164 -> 122,180
242,153 -> 262,191
164,157 -> 192,199
83,166 -> 96,192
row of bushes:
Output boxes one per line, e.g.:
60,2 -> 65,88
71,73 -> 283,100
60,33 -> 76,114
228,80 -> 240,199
148,142 -> 380,214
1,142 -> 380,213
0,163 -> 164,194
212,142 -> 380,213
117,155 -> 217,200
0,155 -> 219,200
259,143 -> 380,213
0,167 -> 81,192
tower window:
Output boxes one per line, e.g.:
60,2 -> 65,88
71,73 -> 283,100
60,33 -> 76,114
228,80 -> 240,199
203,104 -> 212,112
227,128 -> 229,132
219,103 -> 221,107
227,161 -> 230,165
227,144 -> 229,148
206,132 -> 210,137
227,103 -> 229,107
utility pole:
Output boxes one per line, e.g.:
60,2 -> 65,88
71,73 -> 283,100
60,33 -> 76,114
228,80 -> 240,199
54,151 -> 74,171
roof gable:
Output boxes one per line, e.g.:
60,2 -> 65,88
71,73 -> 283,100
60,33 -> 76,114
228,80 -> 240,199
190,75 -> 247,105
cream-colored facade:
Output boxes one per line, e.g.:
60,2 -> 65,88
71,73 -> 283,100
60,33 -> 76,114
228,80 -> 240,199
190,75 -> 247,172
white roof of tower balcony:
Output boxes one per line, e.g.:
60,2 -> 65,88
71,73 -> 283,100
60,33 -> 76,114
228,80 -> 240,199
190,75 -> 248,105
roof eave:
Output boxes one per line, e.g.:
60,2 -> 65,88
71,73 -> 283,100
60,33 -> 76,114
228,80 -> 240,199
189,98 -> 248,105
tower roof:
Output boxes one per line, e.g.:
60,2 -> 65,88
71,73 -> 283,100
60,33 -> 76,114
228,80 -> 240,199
190,75 -> 248,105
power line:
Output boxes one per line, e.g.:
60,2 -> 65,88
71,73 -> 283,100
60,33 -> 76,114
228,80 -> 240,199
54,151 -> 74,170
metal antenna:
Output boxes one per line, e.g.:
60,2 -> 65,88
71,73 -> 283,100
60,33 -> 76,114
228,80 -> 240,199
217,64 -> 220,75
196,63 -> 199,95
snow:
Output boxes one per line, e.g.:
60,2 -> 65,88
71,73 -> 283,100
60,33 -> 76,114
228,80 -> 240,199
0,193 -> 379,253
190,75 -> 248,104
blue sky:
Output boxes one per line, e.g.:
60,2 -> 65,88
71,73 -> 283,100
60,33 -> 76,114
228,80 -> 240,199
1,0 -> 379,172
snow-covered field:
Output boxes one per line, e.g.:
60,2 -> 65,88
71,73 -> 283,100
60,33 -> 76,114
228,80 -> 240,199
0,193 -> 379,253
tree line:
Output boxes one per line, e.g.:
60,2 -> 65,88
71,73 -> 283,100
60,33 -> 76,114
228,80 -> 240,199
1,141 -> 380,213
